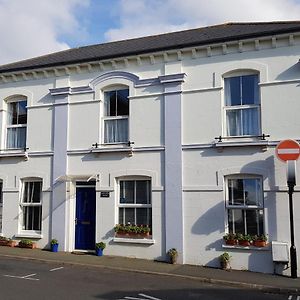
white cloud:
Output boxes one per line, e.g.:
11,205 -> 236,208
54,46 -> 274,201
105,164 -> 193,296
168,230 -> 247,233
105,0 -> 300,41
0,0 -> 89,65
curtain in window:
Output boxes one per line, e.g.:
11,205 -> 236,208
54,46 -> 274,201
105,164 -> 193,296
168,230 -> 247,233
7,127 -> 26,149
226,108 -> 259,136
104,119 -> 128,143
242,108 -> 259,135
7,104 -> 13,125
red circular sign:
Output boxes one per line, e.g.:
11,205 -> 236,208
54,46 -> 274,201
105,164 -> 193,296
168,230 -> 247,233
276,139 -> 300,162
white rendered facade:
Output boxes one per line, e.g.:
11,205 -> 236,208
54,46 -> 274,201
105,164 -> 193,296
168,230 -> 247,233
0,29 -> 299,275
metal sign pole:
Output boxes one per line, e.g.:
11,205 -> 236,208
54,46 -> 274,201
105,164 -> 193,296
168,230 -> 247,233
287,160 -> 297,278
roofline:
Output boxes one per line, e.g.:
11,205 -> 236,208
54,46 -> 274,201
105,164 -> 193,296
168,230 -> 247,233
1,23 -> 300,74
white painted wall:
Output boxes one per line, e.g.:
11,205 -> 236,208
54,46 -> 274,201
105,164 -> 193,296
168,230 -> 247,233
0,33 -> 299,275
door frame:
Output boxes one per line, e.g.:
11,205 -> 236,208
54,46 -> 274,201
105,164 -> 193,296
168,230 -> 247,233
74,181 -> 96,251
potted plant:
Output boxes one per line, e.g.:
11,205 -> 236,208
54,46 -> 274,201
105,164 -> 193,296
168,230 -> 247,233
252,234 -> 267,247
223,233 -> 236,245
51,239 -> 59,252
167,248 -> 178,264
114,224 -> 127,237
18,239 -> 36,249
0,236 -> 9,246
219,252 -> 231,270
237,234 -> 252,246
114,224 -> 151,239
139,225 -> 151,238
95,242 -> 106,256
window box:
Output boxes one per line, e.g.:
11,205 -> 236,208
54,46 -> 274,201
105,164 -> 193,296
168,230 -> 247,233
114,224 -> 151,239
115,232 -> 151,239
18,239 -> 37,249
0,237 -> 17,247
253,240 -> 267,247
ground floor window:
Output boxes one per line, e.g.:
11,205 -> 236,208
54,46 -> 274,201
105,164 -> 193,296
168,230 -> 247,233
118,179 -> 152,229
225,176 -> 264,235
20,180 -> 42,231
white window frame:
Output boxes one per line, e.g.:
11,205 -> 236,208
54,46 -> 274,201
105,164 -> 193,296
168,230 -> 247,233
223,73 -> 261,138
225,175 -> 264,236
116,177 -> 152,228
6,98 -> 27,150
102,87 -> 129,145
19,179 -> 42,233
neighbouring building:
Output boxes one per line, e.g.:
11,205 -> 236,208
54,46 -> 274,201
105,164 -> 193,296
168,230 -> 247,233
0,22 -> 299,275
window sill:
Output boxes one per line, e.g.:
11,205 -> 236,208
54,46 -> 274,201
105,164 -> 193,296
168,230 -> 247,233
0,150 -> 28,159
222,244 -> 270,251
15,233 -> 43,239
113,237 -> 155,244
91,146 -> 132,154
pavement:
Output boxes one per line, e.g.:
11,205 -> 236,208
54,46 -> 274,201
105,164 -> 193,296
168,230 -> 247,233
0,246 -> 299,295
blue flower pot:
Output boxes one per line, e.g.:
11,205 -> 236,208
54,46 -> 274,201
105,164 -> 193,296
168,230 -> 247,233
51,244 -> 58,252
95,248 -> 103,256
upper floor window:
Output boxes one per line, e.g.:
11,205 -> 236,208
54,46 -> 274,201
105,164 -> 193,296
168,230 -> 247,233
103,89 -> 129,144
6,99 -> 27,149
225,176 -> 264,236
20,179 -> 42,231
224,74 -> 260,137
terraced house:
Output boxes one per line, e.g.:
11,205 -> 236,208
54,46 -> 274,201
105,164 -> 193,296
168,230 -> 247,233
0,22 -> 299,275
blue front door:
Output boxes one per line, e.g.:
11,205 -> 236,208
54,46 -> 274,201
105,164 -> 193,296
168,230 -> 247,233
75,186 -> 96,250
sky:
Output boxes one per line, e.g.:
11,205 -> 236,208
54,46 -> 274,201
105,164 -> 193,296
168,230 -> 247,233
1,0 -> 300,65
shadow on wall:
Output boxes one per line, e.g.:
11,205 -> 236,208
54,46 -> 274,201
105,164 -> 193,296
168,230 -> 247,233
276,62 -> 300,81
248,251 -> 274,274
191,201 -> 225,236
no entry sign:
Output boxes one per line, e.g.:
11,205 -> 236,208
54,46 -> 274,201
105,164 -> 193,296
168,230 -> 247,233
276,139 -> 300,162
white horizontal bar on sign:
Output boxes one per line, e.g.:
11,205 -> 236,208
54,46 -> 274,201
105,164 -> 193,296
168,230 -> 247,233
277,149 -> 300,154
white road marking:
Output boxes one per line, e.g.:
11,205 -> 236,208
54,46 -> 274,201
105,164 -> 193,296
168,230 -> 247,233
49,267 -> 64,272
288,296 -> 292,300
121,294 -> 162,300
3,273 -> 39,281
23,273 -> 37,278
138,294 -> 161,300
297,296 -> 300,300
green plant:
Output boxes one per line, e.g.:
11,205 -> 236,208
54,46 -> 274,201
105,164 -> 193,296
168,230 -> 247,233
219,252 -> 231,270
223,233 -> 236,241
240,234 -> 252,242
219,252 -> 231,263
235,233 -> 243,241
114,224 -> 126,233
0,236 -> 9,241
114,224 -> 151,235
236,233 -> 252,242
252,234 -> 267,242
140,225 -> 151,234
167,248 -> 178,264
95,242 -> 106,250
51,239 -> 58,245
19,239 -> 33,246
